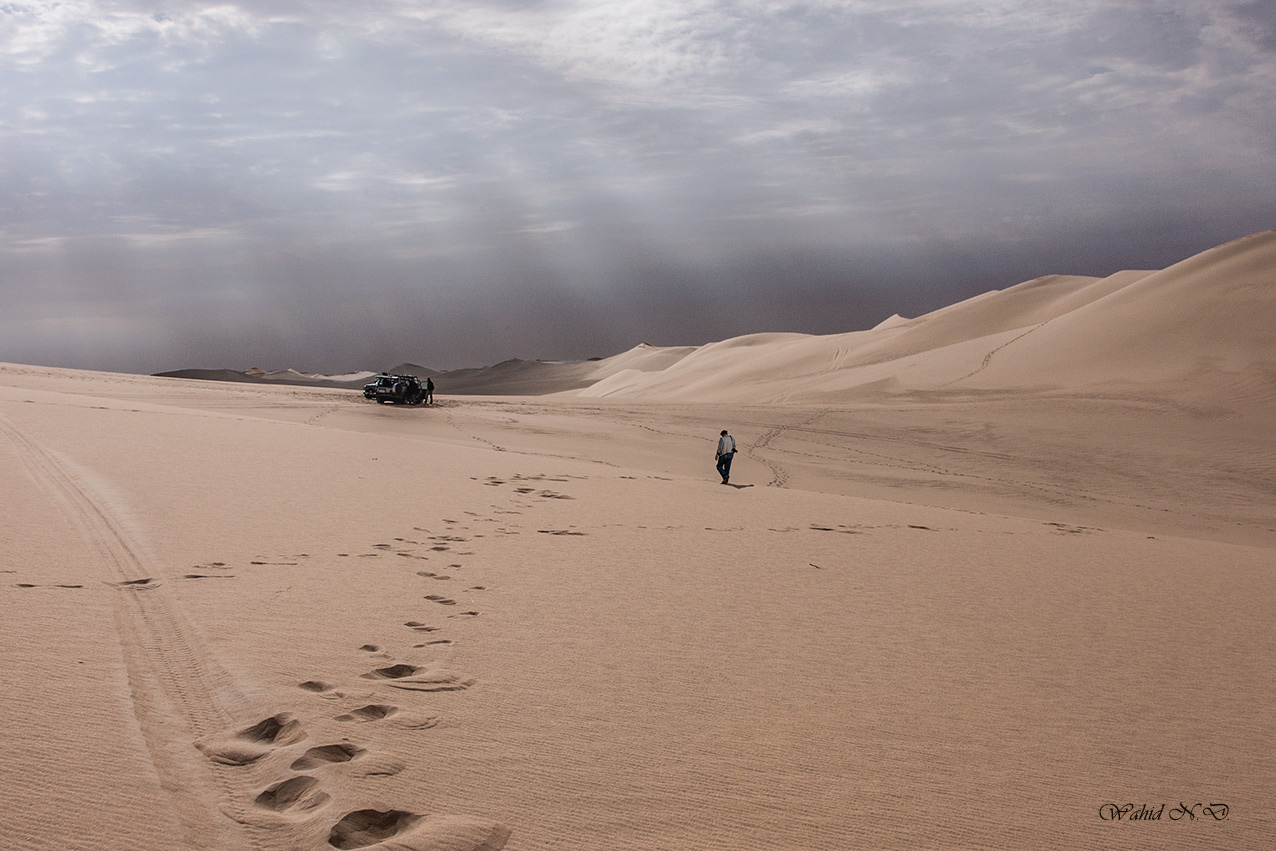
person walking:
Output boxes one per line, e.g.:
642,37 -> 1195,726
715,429 -> 737,484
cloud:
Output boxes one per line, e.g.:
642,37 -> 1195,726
1,1 -> 1274,373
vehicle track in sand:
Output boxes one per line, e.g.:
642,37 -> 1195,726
0,414 -> 263,851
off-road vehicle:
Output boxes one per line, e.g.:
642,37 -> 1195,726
362,373 -> 426,405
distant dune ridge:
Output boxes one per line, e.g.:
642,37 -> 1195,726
158,228 -> 1276,407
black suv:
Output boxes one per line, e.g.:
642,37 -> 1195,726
362,373 -> 426,405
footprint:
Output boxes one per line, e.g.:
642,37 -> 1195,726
404,622 -> 438,632
291,743 -> 366,770
361,663 -> 474,693
360,645 -> 381,652
354,754 -> 407,777
810,524 -> 861,534
328,810 -> 511,851
112,577 -> 157,588
254,775 -> 329,812
449,611 -> 480,618
328,810 -> 420,849
386,671 -> 475,693
197,714 -> 306,766
1044,522 -> 1100,534
335,705 -> 398,723
241,715 -> 306,745
395,715 -> 440,731
362,664 -> 422,680
425,595 -> 457,605
184,574 -> 235,579
299,680 -> 336,694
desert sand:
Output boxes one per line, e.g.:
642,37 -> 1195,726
2,230 -> 1274,850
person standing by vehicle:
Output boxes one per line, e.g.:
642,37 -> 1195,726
715,429 -> 737,484
425,377 -> 435,405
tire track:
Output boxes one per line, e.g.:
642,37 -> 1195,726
0,414 -> 262,851
437,404 -> 507,452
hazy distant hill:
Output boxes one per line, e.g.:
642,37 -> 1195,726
156,359 -> 608,395
155,367 -> 377,389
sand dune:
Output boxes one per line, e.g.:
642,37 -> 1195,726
578,229 -> 1276,405
967,229 -> 1276,391
3,229 -> 1274,850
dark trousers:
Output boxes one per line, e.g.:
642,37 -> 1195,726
716,453 -> 734,481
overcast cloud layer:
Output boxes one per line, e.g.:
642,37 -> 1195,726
2,1 -> 1274,373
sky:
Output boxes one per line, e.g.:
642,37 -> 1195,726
2,0 -> 1274,374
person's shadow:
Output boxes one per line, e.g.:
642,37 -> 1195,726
725,483 -> 754,489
